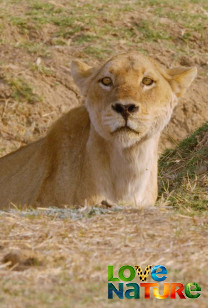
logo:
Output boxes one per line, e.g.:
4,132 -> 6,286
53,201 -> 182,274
108,265 -> 201,299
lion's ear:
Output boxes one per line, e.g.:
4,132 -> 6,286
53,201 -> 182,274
71,60 -> 93,95
166,66 -> 197,97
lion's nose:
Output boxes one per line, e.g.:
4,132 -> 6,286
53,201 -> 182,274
112,103 -> 139,118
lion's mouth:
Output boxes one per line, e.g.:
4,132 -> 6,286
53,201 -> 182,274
111,125 -> 140,135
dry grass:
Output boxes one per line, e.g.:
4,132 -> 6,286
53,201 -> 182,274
0,206 -> 208,307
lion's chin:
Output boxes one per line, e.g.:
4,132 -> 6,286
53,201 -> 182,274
112,128 -> 143,148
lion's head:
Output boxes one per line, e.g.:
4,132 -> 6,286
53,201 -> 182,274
71,53 -> 197,148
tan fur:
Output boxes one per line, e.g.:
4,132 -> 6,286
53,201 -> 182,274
0,53 -> 197,209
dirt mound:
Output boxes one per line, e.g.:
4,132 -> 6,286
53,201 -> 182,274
0,0 -> 208,157
0,51 -> 80,156
160,76 -> 208,151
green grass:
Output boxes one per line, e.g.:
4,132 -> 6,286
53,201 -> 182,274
0,148 -> 6,153
6,76 -> 42,104
30,64 -> 55,77
158,122 -> 208,213
18,42 -> 51,57
0,0 -> 207,58
84,46 -> 112,59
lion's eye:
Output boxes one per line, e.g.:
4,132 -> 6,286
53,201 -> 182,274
100,77 -> 113,86
142,77 -> 154,86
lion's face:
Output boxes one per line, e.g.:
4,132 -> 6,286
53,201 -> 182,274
71,53 -> 197,148
85,54 -> 174,147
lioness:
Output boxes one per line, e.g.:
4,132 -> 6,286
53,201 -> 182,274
0,53 -> 197,209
